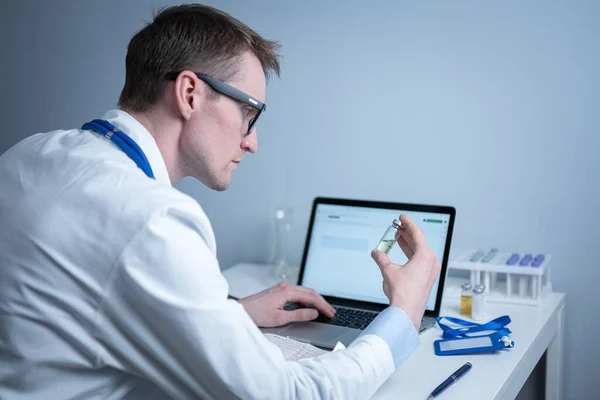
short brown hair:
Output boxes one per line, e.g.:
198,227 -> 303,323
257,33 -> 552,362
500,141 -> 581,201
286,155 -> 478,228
118,4 -> 281,112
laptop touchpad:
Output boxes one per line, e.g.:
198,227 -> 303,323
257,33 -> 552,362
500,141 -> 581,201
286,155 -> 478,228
280,322 -> 350,343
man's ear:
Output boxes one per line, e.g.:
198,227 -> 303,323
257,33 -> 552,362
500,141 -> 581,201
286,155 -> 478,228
173,71 -> 204,121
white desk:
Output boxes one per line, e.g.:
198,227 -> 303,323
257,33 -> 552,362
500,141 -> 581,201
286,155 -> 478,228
223,263 -> 565,400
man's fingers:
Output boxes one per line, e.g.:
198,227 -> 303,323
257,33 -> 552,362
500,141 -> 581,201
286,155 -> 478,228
281,308 -> 319,325
287,287 -> 335,318
398,214 -> 428,253
396,234 -> 414,260
301,287 -> 336,316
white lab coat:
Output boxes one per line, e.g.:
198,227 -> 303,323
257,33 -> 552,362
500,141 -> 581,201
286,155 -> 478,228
0,110 -> 397,399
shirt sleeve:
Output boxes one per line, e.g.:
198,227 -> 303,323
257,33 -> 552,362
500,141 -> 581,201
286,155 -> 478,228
92,202 -> 401,400
358,306 -> 420,368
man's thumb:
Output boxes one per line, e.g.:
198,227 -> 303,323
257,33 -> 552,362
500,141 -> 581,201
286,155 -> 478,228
371,249 -> 392,273
289,308 -> 318,323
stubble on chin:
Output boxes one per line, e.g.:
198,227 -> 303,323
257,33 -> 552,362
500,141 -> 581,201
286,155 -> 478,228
207,169 -> 231,192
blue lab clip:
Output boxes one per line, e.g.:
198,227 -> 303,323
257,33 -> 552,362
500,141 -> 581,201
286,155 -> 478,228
433,316 -> 515,356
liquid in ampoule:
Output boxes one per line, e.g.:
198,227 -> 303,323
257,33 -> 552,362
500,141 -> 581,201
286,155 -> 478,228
377,219 -> 402,254
376,239 -> 396,254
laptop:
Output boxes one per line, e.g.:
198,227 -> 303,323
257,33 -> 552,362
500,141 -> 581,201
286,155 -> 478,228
261,197 -> 456,349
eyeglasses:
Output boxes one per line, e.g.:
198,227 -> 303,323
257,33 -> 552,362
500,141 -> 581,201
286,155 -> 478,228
165,72 -> 266,135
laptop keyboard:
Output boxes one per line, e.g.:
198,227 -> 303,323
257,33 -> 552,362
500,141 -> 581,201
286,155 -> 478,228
284,303 -> 378,330
325,307 -> 378,330
284,303 -> 436,332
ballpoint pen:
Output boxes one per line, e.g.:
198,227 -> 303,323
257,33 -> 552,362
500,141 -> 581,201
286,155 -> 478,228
427,362 -> 472,399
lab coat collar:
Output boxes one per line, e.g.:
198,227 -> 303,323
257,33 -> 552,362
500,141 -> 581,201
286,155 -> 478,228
101,109 -> 172,186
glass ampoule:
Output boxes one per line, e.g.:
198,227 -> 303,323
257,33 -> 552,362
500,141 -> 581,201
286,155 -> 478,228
376,218 -> 401,254
471,284 -> 486,321
460,283 -> 473,317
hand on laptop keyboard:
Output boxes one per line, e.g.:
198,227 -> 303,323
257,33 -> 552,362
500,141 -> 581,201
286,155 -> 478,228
284,303 -> 377,330
284,302 -> 331,322
240,283 -> 336,328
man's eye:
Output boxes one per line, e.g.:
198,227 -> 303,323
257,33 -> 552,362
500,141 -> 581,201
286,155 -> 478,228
244,107 -> 256,117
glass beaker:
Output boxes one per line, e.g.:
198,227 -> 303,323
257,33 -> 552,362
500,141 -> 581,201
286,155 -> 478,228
270,207 -> 297,282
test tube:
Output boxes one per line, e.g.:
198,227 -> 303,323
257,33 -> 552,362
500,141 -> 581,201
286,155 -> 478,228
531,254 -> 544,300
519,254 -> 533,297
484,272 -> 491,294
531,276 -> 538,299
518,276 -> 527,297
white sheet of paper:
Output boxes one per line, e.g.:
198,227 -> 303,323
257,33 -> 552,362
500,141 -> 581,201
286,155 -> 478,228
332,341 -> 346,352
264,333 -> 329,361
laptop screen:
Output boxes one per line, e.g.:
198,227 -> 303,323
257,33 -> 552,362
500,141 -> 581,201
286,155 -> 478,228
300,201 -> 453,312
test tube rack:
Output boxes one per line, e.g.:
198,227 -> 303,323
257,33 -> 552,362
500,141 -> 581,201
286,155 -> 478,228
444,249 -> 552,306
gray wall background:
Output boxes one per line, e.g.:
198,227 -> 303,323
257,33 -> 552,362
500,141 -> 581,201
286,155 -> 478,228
1,0 -> 598,398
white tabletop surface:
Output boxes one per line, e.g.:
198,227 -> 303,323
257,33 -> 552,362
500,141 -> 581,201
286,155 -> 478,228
223,263 -> 565,400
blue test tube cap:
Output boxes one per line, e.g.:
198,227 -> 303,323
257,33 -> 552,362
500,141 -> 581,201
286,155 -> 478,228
470,250 -> 485,262
506,253 -> 519,265
532,254 -> 545,267
519,254 -> 533,266
482,248 -> 499,263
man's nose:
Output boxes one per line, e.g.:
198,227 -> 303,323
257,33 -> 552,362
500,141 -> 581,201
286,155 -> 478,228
241,130 -> 258,153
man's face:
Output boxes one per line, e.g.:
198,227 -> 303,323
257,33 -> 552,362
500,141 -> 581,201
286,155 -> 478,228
181,51 -> 266,190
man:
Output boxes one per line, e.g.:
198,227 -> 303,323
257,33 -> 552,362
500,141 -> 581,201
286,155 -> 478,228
0,4 -> 441,399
